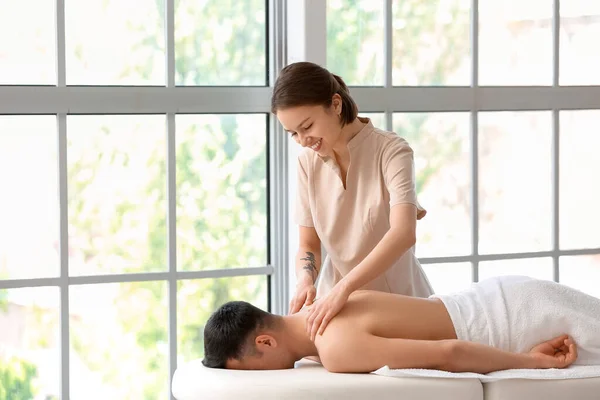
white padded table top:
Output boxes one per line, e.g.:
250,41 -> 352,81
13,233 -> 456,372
483,377 -> 600,400
171,359 -> 483,400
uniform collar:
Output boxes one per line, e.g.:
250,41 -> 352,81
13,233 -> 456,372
347,116 -> 374,150
316,116 -> 374,161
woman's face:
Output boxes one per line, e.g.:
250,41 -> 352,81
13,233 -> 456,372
276,97 -> 343,157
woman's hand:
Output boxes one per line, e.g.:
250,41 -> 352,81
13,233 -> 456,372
528,334 -> 578,369
289,275 -> 316,315
306,283 -> 350,341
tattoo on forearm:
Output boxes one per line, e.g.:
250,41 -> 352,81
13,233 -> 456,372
300,252 -> 317,280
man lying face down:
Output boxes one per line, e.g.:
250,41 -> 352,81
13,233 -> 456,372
202,275 -> 600,373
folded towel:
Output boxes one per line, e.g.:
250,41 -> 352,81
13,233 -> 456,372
374,275 -> 600,382
372,365 -> 600,382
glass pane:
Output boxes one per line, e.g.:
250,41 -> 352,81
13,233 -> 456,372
0,117 -> 58,280
478,112 -> 552,254
559,255 -> 600,299
392,0 -> 470,86
479,0 -> 552,85
66,0 -> 165,85
479,257 -> 554,281
175,0 -> 266,86
70,282 -> 168,399
0,287 -> 59,400
560,110 -> 600,250
176,114 -> 267,271
0,0 -> 55,84
393,113 -> 471,258
423,263 -> 472,295
560,2 -> 600,85
326,0 -> 384,86
361,112 -> 386,130
67,115 -> 166,276
177,275 -> 268,363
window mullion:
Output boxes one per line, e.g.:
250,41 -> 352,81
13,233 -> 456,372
552,0 -> 561,282
470,0 -> 480,282
284,0 -> 326,314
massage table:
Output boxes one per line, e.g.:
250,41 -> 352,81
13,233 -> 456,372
172,359 -> 600,400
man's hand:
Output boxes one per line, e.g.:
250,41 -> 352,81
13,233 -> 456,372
289,275 -> 316,315
306,283 -> 350,341
528,334 -> 578,369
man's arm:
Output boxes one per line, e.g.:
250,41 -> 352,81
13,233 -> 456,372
320,334 -> 575,374
319,334 -> 449,373
441,340 -> 539,373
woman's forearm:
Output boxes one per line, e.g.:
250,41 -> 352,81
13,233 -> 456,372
295,246 -> 321,284
443,341 -> 536,374
341,227 -> 414,294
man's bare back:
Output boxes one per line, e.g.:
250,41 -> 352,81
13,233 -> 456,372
304,291 -> 459,372
312,290 -> 457,343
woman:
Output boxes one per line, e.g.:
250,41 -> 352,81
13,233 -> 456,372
271,61 -> 434,341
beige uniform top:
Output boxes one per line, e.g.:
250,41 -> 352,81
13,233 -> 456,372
295,117 -> 434,298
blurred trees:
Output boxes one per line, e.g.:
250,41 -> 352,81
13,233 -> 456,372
67,0 -> 467,397
0,0 -> 466,398
327,0 -> 469,194
0,357 -> 37,400
65,1 -> 267,398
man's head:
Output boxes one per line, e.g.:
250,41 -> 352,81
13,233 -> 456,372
202,301 -> 297,370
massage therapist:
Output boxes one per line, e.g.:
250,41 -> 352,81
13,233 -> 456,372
271,62 -> 434,341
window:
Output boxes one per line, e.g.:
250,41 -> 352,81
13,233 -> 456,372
3,1 -> 600,398
323,0 -> 600,297
0,1 -> 285,399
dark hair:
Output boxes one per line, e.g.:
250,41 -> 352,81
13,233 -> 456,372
271,61 -> 358,126
202,301 -> 275,369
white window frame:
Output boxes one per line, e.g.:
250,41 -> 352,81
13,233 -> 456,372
0,1 -> 288,399
285,0 -> 600,294
2,0 -> 600,399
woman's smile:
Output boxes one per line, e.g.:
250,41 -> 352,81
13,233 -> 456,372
309,138 -> 322,151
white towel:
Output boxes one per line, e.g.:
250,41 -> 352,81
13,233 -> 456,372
372,365 -> 600,382
374,275 -> 600,381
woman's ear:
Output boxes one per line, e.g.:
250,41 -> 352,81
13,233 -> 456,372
255,334 -> 278,348
331,93 -> 343,115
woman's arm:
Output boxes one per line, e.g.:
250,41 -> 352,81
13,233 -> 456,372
295,226 -> 322,284
289,226 -> 322,314
339,203 -> 417,294
305,204 -> 417,338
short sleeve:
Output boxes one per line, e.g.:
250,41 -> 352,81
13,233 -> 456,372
382,137 -> 426,219
294,155 -> 315,227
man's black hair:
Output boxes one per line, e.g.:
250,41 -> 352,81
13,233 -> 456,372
202,301 -> 274,368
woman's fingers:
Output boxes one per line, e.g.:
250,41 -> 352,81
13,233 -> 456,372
306,306 -> 315,335
306,305 -> 323,341
305,287 -> 316,305
289,292 -> 307,314
317,312 -> 332,336
289,298 -> 299,314
310,312 -> 323,341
